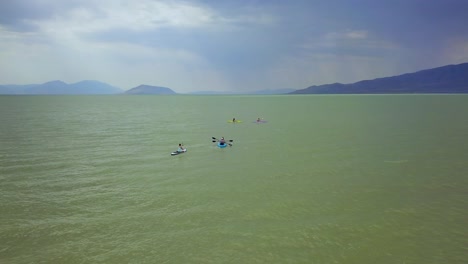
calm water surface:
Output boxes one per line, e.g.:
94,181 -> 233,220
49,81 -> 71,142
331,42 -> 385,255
0,95 -> 467,263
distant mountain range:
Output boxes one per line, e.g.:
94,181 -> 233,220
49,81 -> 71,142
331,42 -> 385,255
290,62 -> 468,94
1,63 -> 467,95
0,81 -> 293,95
0,80 -> 122,95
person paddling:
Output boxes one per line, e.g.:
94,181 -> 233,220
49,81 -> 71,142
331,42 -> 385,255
232,118 -> 236,123
177,143 -> 185,152
219,137 -> 226,145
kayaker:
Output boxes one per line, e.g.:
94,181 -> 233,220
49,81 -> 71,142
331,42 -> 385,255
256,118 -> 261,122
232,118 -> 236,123
219,137 -> 226,145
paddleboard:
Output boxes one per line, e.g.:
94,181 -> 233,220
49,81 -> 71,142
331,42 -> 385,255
171,149 -> 187,156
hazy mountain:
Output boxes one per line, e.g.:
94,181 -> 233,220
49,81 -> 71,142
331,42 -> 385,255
69,80 -> 123,94
0,84 -> 37,94
188,91 -> 237,95
3,62 -> 467,95
24,80 -> 69,94
124,85 -> 177,95
188,88 -> 295,95
290,62 -> 468,94
0,80 -> 122,94
249,88 -> 296,94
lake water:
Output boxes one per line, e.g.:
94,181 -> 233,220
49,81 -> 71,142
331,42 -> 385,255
1,95 -> 467,264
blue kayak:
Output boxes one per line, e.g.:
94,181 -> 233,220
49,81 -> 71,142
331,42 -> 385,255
217,142 -> 228,148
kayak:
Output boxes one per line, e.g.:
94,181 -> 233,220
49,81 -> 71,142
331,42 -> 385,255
217,142 -> 228,148
253,120 -> 267,123
227,120 -> 242,123
171,149 -> 187,156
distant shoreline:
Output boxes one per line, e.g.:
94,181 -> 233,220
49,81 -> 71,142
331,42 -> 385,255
1,62 -> 467,95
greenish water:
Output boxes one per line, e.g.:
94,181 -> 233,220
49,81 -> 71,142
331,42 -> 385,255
0,95 -> 467,264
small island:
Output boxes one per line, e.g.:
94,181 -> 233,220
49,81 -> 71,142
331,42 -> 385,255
124,85 -> 177,95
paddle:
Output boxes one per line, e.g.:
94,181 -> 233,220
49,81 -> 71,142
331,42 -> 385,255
212,137 -> 233,146
211,136 -> 233,142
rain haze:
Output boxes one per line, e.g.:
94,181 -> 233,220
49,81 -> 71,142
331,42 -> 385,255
1,0 -> 467,93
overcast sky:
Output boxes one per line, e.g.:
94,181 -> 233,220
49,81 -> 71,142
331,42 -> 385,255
1,0 -> 467,92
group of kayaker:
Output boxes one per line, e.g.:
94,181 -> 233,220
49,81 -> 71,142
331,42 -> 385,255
176,137 -> 226,153
174,117 -> 265,154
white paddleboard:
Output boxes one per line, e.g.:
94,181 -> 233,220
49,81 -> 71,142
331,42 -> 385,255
171,149 -> 187,156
